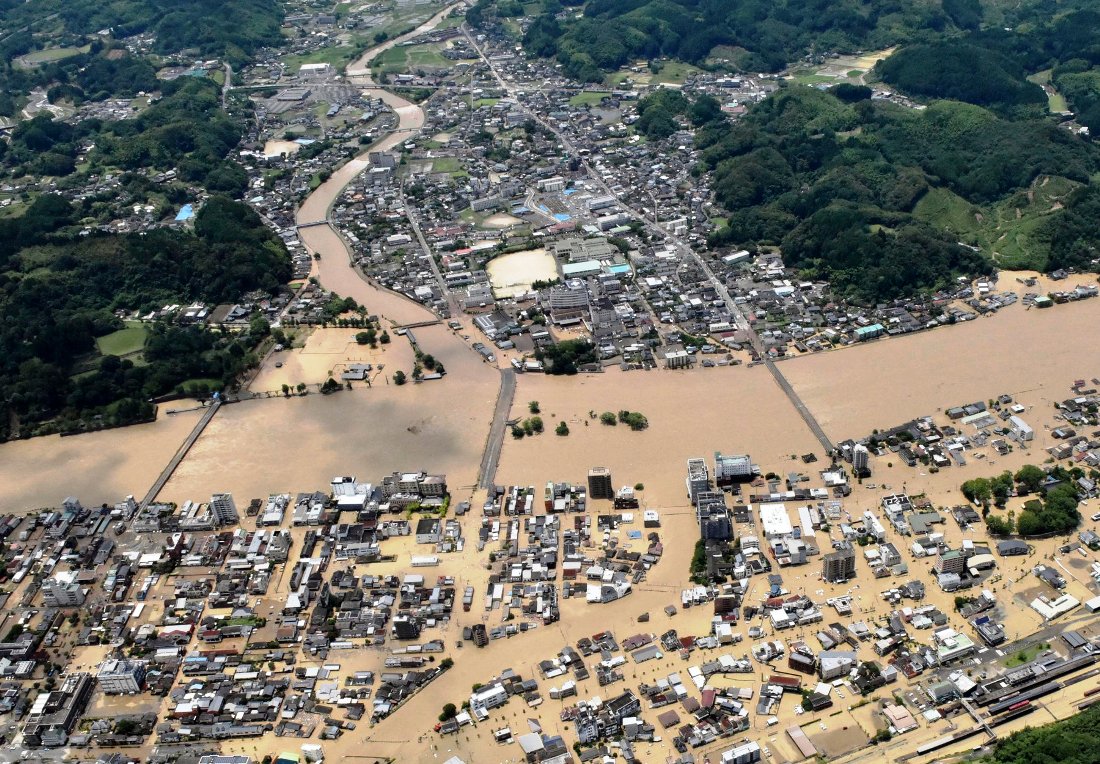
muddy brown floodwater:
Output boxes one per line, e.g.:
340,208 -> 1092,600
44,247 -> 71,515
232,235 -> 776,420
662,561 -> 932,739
0,411 -> 201,512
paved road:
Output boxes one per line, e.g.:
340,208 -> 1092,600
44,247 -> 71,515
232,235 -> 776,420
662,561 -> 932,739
222,63 -> 232,108
479,368 -> 517,489
464,27 -> 835,455
401,184 -> 461,317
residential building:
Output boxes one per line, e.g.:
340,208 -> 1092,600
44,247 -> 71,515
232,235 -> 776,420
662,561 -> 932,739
210,493 -> 238,526
42,577 -> 84,607
822,546 -> 856,583
852,444 -> 870,477
96,659 -> 147,694
714,452 -> 754,483
664,349 -> 691,369
934,549 -> 966,576
720,740 -> 761,764
817,651 -> 857,681
686,459 -> 710,502
588,468 -> 614,500
415,518 -> 442,544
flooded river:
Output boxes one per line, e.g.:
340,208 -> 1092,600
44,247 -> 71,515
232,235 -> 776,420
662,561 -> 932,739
0,411 -> 201,512
294,4 -> 458,326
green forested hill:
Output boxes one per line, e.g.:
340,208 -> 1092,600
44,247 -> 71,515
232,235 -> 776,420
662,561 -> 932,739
0,195 -> 291,440
0,0 -> 283,64
504,0 -> 954,80
690,85 -> 1100,300
985,702 -> 1100,764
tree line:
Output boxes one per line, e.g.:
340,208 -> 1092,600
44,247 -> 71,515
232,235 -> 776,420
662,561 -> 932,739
0,194 -> 291,440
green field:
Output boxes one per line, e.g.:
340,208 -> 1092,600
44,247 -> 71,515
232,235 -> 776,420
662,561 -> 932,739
430,156 -> 468,177
651,60 -> 701,84
1027,70 -> 1070,113
1005,642 -> 1050,668
569,91 -> 609,107
605,60 -> 701,87
96,322 -> 150,357
789,70 -> 836,86
372,41 -> 459,75
281,46 -> 356,72
16,45 -> 89,66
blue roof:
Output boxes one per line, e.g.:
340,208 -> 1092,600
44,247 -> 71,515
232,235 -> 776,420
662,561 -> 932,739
174,204 -> 195,221
608,263 -> 632,274
553,213 -> 571,222
563,188 -> 577,196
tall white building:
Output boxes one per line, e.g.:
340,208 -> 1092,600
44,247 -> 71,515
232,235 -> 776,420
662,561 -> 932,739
96,659 -> 146,694
852,444 -> 871,476
686,458 -> 710,502
210,493 -> 238,526
714,452 -> 753,481
42,575 -> 85,607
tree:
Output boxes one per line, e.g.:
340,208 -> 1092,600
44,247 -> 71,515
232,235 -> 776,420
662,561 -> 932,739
991,470 -> 1014,507
439,703 -> 458,722
599,411 -> 617,426
556,421 -> 569,436
393,370 -> 407,386
1015,464 -> 1045,493
961,477 -> 993,506
281,384 -> 290,397
380,331 -> 391,344
321,377 -> 340,394
295,382 -> 306,394
528,416 -> 544,433
529,400 -> 540,414
511,425 -> 525,439
985,514 -> 1014,535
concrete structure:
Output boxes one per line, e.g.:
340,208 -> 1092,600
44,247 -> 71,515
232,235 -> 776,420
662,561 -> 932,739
22,673 -> 94,747
1010,415 -> 1034,441
720,740 -> 761,764
852,443 -> 870,476
42,575 -> 84,607
759,503 -> 793,538
686,458 -> 710,502
822,546 -> 856,583
96,659 -> 147,694
715,452 -> 754,482
664,349 -> 691,369
588,467 -> 614,500
210,493 -> 238,526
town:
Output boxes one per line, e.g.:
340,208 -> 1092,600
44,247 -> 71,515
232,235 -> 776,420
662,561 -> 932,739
5,1 -> 1100,764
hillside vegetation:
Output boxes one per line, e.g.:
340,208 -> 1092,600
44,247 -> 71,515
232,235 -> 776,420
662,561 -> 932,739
0,195 -> 291,440
985,701 -> 1100,764
877,41 -> 1046,116
694,86 -> 1100,299
502,0 -> 956,80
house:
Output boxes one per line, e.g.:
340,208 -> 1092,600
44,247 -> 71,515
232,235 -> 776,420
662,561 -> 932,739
817,650 -> 857,681
415,518 -> 442,544
997,539 -> 1028,557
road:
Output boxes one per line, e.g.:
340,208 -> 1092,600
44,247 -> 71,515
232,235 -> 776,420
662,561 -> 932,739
479,368 -> 517,489
463,25 -> 835,454
142,399 -> 221,508
222,63 -> 232,108
400,183 -> 461,317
